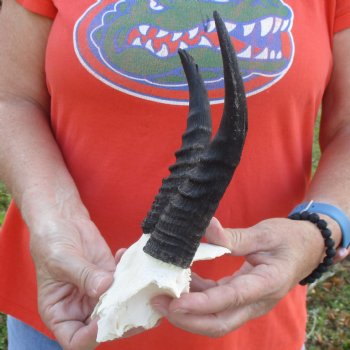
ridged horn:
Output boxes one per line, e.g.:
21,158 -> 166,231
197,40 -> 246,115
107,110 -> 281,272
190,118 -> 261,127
142,49 -> 212,234
143,11 -> 248,268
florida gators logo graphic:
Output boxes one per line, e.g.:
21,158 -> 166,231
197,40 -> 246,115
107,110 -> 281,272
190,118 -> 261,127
74,0 -> 294,105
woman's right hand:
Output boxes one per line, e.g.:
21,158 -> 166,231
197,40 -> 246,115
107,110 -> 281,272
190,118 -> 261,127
29,207 -> 116,350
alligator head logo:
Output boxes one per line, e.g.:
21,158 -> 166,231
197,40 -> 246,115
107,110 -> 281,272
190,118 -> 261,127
74,0 -> 294,104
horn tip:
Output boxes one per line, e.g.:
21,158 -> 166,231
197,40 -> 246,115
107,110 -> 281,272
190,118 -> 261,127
213,11 -> 222,23
177,48 -> 188,60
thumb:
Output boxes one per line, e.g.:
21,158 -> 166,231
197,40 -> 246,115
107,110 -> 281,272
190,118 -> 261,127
59,256 -> 113,298
205,217 -> 263,256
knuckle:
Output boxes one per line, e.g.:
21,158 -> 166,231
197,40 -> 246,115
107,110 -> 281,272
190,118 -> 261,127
227,287 -> 246,308
209,321 -> 230,338
79,265 -> 92,291
227,229 -> 244,249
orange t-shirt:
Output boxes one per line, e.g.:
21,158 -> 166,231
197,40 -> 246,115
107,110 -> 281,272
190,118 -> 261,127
1,1 -> 350,349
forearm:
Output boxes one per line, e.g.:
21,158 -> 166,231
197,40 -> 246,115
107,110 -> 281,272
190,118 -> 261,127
304,126 -> 350,247
0,95 -> 87,230
0,1 -> 84,231
0,99 -> 116,350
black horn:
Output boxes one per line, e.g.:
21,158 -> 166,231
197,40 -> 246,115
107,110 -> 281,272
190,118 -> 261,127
143,11 -> 248,268
142,50 -> 212,234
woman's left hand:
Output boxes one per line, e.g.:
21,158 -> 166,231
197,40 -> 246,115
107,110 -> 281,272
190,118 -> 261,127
152,217 -> 328,337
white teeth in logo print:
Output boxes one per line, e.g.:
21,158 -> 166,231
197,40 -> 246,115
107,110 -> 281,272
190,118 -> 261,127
131,16 -> 289,60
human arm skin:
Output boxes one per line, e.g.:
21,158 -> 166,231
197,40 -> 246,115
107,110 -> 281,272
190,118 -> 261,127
0,2 -> 116,349
152,29 -> 350,337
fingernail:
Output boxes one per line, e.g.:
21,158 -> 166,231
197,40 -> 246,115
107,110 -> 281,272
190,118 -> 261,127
338,247 -> 347,258
91,274 -> 108,296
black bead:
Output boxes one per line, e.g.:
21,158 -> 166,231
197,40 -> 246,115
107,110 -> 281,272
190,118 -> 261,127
318,264 -> 328,273
311,270 -> 322,280
321,228 -> 332,239
300,211 -> 310,220
299,279 -> 308,286
325,238 -> 335,248
323,257 -> 334,267
289,213 -> 301,220
309,213 -> 320,223
303,275 -> 315,285
317,219 -> 328,229
326,248 -> 336,258
290,210 -> 336,286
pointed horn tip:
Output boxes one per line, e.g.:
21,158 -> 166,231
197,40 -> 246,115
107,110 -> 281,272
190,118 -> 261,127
178,48 -> 193,61
177,48 -> 185,61
212,10 -> 240,70
177,48 -> 187,61
178,49 -> 197,70
213,11 -> 224,29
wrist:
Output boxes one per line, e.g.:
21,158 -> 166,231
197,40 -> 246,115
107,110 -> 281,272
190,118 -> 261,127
20,181 -> 89,233
290,201 -> 350,249
289,211 -> 337,285
294,219 -> 326,265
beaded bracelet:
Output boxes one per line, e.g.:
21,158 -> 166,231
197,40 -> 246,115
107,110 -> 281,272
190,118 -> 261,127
288,211 -> 336,285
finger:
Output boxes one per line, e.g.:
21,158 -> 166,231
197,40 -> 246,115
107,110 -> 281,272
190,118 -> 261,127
333,247 -> 350,264
151,295 -> 173,316
53,317 -> 98,350
164,299 -> 273,338
163,265 -> 279,315
205,217 -> 247,253
115,248 -> 127,264
205,217 -> 274,256
54,255 -> 114,298
190,272 -> 217,292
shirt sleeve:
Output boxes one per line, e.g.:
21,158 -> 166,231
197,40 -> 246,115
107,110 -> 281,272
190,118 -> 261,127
16,0 -> 57,19
334,0 -> 350,33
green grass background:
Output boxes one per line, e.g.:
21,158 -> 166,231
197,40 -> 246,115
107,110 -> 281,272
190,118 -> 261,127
0,119 -> 349,349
